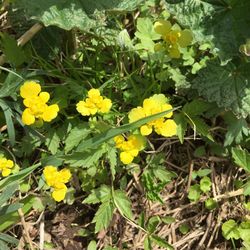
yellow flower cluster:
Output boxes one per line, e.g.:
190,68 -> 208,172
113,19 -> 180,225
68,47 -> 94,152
154,20 -> 193,58
114,134 -> 145,164
43,166 -> 71,202
128,94 -> 177,137
20,81 -> 59,126
76,88 -> 112,116
0,157 -> 14,177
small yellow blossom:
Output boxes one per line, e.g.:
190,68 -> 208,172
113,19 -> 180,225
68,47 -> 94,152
76,88 -> 112,116
0,157 -> 14,177
20,81 -> 59,126
114,134 -> 145,165
154,20 -> 193,58
128,94 -> 177,137
43,166 -> 71,202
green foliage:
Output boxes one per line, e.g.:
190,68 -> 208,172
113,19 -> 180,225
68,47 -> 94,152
14,0 -> 143,31
113,189 -> 132,219
188,184 -> 201,202
231,148 -> 250,172
200,176 -> 212,193
192,59 -> 250,118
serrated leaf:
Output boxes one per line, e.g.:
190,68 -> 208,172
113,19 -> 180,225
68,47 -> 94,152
83,185 -> 112,204
222,219 -> 240,240
183,99 -> 213,117
135,18 -> 160,41
113,190 -> 132,219
106,146 -> 117,179
174,113 -> 187,144
190,116 -> 213,141
64,124 -> 90,153
92,201 -> 114,233
63,146 -> 107,167
45,129 -> 60,155
15,0 -> 143,31
192,59 -> 250,118
153,167 -> 176,183
231,148 -> 250,172
0,33 -> 26,66
168,67 -> 190,91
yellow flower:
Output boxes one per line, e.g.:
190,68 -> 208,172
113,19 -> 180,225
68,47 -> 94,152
0,157 -> 14,177
20,81 -> 59,126
43,166 -> 71,202
76,88 -> 112,116
128,94 -> 177,137
114,134 -> 145,165
154,20 -> 193,58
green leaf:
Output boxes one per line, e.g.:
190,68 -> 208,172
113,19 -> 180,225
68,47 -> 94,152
45,129 -> 60,155
231,148 -> 250,172
190,117 -> 213,141
174,113 -> 187,144
106,146 -> 117,179
179,224 -> 190,235
64,124 -> 90,153
87,240 -> 97,250
113,190 -> 132,219
77,107 -> 178,151
162,216 -> 175,224
151,235 -> 174,250
92,201 -> 114,233
153,167 -> 176,183
63,146 -> 107,167
144,236 -> 152,250
188,184 -> 201,202
15,0 -> 143,31
183,99 -> 213,117
0,33 -> 26,66
205,198 -> 217,210
147,216 -> 161,234
0,240 -> 8,250
200,176 -> 212,193
0,203 -> 23,217
222,219 -> 240,240
192,60 -> 250,118
0,233 -> 19,245
0,164 -> 40,190
83,185 -> 112,204
0,100 -> 15,146
239,221 -> 250,243
168,67 -> 190,91
0,183 -> 18,207
135,18 -> 160,41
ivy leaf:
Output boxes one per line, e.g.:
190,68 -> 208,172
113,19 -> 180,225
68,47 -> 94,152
192,59 -> 250,118
188,184 -> 201,202
200,176 -> 212,193
92,201 -> 114,233
113,190 -> 132,219
231,148 -> 250,172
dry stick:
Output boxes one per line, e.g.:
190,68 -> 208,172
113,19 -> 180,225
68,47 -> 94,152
0,23 -> 43,66
18,208 -> 35,250
39,213 -> 45,250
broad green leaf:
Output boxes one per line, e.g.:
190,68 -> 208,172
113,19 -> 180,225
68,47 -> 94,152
239,221 -> 250,243
183,99 -> 213,117
87,240 -> 97,250
83,185 -> 112,204
192,60 -> 250,118
0,163 -> 40,190
135,18 -> 160,41
0,203 -> 23,217
0,183 -> 18,207
190,116 -> 213,141
64,124 -> 90,153
0,240 -> 8,250
113,190 -> 132,219
63,146 -> 107,167
15,0 -> 143,31
92,201 -> 114,233
45,129 -> 60,155
222,219 -> 240,240
0,33 -> 26,66
77,107 -> 178,151
151,235 -> 174,250
188,184 -> 201,202
231,148 -> 250,172
200,176 -> 212,193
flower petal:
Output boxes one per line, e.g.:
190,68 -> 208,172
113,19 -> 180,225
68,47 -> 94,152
120,151 -> 133,165
52,186 -> 67,202
2,168 -> 11,177
154,20 -> 171,36
20,81 -> 41,99
39,92 -> 50,103
140,124 -> 153,136
42,104 -> 59,122
178,30 -> 193,48
22,109 -> 35,125
99,98 -> 112,113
